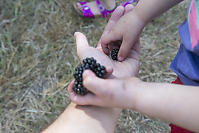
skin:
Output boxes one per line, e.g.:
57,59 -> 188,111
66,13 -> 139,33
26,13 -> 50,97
43,5 -> 137,133
100,0 -> 184,61
69,75 -> 199,132
68,0 -> 199,132
42,103 -> 120,133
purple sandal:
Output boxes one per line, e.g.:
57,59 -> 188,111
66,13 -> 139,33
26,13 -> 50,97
76,0 -> 116,18
75,0 -> 136,18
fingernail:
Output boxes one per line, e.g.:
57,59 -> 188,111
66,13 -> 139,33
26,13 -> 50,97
106,66 -> 112,72
118,56 -> 124,61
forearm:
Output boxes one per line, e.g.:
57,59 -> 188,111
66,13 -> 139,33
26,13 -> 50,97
129,79 -> 199,132
131,0 -> 183,24
42,103 -> 121,133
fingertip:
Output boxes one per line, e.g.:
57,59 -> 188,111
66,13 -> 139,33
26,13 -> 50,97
118,56 -> 125,62
74,32 -> 88,40
118,39 -> 133,61
70,79 -> 75,84
118,46 -> 130,61
74,32 -> 81,37
106,66 -> 113,74
124,4 -> 134,14
116,5 -> 124,12
104,67 -> 113,78
74,32 -> 77,37
116,5 -> 124,10
111,6 -> 125,19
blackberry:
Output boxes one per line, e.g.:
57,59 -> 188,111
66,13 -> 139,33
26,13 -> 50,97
111,48 -> 119,61
73,57 -> 107,95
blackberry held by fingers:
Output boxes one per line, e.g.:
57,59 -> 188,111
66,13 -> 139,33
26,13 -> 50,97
73,57 -> 107,95
111,48 -> 119,61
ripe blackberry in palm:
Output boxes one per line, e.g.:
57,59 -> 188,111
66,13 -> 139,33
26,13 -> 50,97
111,48 -> 119,61
73,57 -> 107,95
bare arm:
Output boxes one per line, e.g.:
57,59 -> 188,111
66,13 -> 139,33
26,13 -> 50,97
70,73 -> 199,132
42,103 -> 121,133
127,79 -> 199,132
133,0 -> 184,23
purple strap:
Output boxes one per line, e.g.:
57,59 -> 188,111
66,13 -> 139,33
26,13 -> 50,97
96,0 -> 115,18
79,1 -> 94,18
79,0 -> 136,18
123,0 -> 136,7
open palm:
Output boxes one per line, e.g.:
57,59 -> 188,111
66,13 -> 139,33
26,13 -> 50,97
76,32 -> 139,78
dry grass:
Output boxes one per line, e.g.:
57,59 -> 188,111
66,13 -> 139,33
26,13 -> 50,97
0,0 -> 188,132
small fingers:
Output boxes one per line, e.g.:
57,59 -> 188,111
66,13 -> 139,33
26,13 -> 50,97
103,6 -> 125,34
100,6 -> 125,55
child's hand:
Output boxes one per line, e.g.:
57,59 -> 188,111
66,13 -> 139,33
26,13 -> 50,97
100,0 -> 184,61
68,71 -> 141,108
100,6 -> 146,61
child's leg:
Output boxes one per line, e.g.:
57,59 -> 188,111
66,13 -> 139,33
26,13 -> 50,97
42,103 -> 121,133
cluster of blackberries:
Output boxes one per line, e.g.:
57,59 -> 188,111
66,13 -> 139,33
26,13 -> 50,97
111,48 -> 119,61
73,57 -> 107,95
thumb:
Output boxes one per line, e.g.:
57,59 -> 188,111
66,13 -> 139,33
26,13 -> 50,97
74,32 -> 89,54
83,70 -> 107,95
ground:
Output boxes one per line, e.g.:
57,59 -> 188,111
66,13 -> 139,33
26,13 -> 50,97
0,0 -> 188,132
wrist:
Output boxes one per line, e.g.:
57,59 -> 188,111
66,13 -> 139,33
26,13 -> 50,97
123,77 -> 143,109
128,9 -> 148,30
